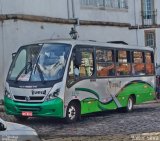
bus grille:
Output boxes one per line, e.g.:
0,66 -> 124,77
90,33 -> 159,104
16,105 -> 41,112
14,95 -> 44,101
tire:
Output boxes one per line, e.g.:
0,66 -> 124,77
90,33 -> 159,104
14,115 -> 28,121
65,102 -> 80,123
119,96 -> 134,113
125,96 -> 134,112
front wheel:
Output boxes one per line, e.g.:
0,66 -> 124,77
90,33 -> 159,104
65,102 -> 80,123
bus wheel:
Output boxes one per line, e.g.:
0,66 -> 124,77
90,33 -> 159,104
125,96 -> 134,112
119,96 -> 134,113
65,102 -> 80,123
14,115 -> 28,121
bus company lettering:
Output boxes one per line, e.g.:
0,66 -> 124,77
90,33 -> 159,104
108,81 -> 121,88
32,90 -> 46,95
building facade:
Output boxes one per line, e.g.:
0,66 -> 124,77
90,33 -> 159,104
0,0 -> 160,99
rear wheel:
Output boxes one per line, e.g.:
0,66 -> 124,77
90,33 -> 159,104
14,115 -> 28,121
65,102 -> 80,123
119,96 -> 134,112
125,96 -> 134,112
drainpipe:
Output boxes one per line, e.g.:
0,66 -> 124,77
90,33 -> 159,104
71,0 -> 75,18
133,0 -> 139,46
67,0 -> 70,19
70,0 -> 79,39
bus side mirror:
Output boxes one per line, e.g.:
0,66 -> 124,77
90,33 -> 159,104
12,52 -> 16,60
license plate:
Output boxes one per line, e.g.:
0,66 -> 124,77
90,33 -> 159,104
22,111 -> 32,117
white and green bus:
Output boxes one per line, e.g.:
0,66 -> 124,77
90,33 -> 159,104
4,39 -> 156,123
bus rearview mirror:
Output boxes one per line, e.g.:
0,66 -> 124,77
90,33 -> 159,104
12,52 -> 16,60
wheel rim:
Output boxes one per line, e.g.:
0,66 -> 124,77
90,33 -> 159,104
68,106 -> 76,120
128,98 -> 133,110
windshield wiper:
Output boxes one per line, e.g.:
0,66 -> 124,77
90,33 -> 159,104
33,55 -> 45,84
15,62 -> 31,82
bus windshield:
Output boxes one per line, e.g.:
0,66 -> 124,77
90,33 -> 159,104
8,43 -> 71,82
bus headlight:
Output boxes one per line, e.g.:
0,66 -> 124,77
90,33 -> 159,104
45,89 -> 60,101
4,88 -> 12,99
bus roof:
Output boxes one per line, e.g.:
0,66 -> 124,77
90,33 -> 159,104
28,39 -> 154,51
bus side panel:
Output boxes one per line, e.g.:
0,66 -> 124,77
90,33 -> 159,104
116,81 -> 155,107
80,98 -> 117,114
65,76 -> 155,115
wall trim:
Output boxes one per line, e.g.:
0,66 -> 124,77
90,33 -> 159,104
1,14 -> 160,29
129,25 -> 160,29
0,14 -> 130,27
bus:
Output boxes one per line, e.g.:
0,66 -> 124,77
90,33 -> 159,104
4,39 -> 156,123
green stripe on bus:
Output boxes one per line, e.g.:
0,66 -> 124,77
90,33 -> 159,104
75,87 -> 100,100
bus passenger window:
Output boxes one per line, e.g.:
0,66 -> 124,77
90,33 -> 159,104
96,49 -> 115,77
67,47 -> 94,85
132,51 -> 145,75
145,52 -> 154,75
116,50 -> 131,76
79,49 -> 94,77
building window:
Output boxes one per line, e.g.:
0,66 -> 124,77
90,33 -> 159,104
142,0 -> 153,19
145,30 -> 156,48
141,0 -> 156,25
80,0 -> 128,9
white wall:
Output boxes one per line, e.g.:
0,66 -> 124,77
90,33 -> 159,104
74,0 -> 129,23
78,25 -> 134,44
0,0 -> 68,18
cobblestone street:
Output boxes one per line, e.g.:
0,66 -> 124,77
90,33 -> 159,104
1,102 -> 160,140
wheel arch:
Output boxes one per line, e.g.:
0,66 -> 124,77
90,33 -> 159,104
68,99 -> 81,108
129,94 -> 136,104
65,99 -> 81,116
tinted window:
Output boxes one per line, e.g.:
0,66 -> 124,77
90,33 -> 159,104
96,49 -> 115,77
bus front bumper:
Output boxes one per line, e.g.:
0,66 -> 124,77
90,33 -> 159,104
4,97 -> 64,118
